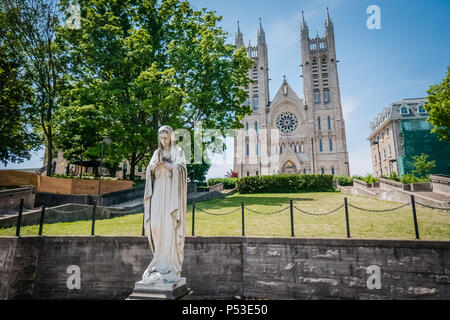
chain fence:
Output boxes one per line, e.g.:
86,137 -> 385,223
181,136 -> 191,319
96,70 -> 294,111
293,204 -> 344,216
244,206 -> 290,215
415,202 -> 450,211
194,206 -> 241,216
4,194 -> 449,239
347,202 -> 411,213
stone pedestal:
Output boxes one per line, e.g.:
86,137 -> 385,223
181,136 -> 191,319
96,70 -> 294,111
127,278 -> 194,300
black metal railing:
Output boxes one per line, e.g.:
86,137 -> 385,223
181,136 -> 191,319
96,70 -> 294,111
190,195 -> 449,239
6,195 -> 449,239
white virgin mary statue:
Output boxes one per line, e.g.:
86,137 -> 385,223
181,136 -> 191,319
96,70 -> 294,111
142,125 -> 187,284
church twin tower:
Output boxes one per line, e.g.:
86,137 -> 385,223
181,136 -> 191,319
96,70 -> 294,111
233,9 -> 350,177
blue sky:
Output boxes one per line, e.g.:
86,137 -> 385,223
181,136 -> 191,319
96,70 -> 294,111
5,0 -> 450,178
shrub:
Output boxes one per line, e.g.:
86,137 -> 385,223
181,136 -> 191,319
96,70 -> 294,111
207,178 -> 239,189
333,175 -> 353,186
400,173 -> 428,184
352,175 -> 379,184
412,153 -> 436,178
387,172 -> 400,182
236,174 -> 334,194
361,175 -> 379,184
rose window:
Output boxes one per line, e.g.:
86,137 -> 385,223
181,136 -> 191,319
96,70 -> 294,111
276,112 -> 299,134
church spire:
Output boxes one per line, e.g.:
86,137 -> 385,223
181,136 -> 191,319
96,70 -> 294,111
326,7 -> 334,29
301,11 -> 307,30
235,20 -> 244,48
257,17 -> 266,43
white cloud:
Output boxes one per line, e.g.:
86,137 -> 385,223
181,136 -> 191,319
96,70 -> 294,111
341,94 -> 360,117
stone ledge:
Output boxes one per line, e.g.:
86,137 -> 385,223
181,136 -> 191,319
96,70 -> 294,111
2,236 -> 449,249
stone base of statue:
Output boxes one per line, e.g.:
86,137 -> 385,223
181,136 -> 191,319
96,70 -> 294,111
127,278 -> 194,300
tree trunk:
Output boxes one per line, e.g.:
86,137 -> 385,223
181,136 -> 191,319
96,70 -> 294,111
129,153 -> 137,181
46,125 -> 53,176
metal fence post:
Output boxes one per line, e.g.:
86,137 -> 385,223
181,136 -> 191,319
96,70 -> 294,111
192,202 -> 195,236
410,195 -> 420,239
290,200 -> 295,237
344,197 -> 351,238
91,201 -> 97,236
241,201 -> 245,236
15,199 -> 24,237
38,205 -> 46,236
142,212 -> 145,236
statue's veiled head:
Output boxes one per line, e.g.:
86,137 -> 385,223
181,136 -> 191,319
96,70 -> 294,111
158,125 -> 175,150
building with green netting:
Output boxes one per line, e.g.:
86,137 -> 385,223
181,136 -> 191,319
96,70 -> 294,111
368,98 -> 450,177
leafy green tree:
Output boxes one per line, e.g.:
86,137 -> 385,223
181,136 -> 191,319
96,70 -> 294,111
411,153 -> 436,178
425,67 -> 450,142
1,0 -> 67,175
187,160 -> 211,183
58,0 -> 253,180
0,45 -> 39,165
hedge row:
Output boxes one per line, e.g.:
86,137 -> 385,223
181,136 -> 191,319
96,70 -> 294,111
237,174 -> 335,194
207,178 -> 239,189
333,175 -> 353,186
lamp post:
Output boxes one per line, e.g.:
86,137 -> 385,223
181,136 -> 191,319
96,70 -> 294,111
98,138 -> 112,197
372,141 -> 383,177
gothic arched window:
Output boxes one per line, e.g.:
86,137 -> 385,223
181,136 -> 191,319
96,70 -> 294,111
314,90 -> 321,104
324,89 -> 330,104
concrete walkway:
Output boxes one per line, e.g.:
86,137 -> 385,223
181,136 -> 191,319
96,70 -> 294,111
339,185 -> 450,208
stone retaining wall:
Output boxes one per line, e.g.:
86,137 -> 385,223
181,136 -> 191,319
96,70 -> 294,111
0,236 -> 449,300
34,184 -> 145,208
0,187 -> 35,212
430,175 -> 450,195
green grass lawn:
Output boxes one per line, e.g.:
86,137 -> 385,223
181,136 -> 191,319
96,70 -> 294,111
1,192 -> 449,240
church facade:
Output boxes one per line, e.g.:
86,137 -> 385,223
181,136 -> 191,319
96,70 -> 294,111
233,10 -> 349,177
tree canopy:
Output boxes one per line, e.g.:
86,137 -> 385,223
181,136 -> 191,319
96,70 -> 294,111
56,0 -> 253,180
425,66 -> 450,142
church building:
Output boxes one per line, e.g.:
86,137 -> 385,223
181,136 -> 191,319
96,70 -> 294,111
233,10 -> 349,177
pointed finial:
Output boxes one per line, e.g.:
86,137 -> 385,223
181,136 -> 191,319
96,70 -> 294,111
326,7 -> 333,26
316,30 -> 319,38
258,17 -> 265,36
283,75 -> 286,82
235,20 -> 244,47
301,10 -> 307,29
